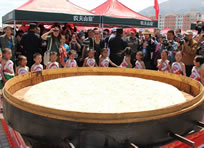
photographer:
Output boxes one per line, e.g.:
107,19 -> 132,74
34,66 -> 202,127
195,21 -> 204,35
69,33 -> 81,53
165,30 -> 178,64
178,30 -> 198,76
197,33 -> 204,57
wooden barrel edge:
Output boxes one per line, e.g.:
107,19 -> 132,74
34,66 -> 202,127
3,68 -> 204,124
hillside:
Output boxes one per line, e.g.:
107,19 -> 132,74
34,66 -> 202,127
140,0 -> 204,16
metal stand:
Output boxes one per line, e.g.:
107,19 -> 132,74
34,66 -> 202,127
195,121 -> 204,128
168,132 -> 195,148
63,138 -> 75,148
129,143 -> 139,148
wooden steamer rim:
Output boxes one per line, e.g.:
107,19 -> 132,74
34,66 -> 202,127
3,68 -> 204,124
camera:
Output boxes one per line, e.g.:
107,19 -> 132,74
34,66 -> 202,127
179,36 -> 189,45
179,39 -> 184,45
53,29 -> 59,32
184,37 -> 188,42
163,39 -> 168,46
168,40 -> 173,45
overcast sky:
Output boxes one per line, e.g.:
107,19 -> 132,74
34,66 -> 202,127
0,0 -> 168,26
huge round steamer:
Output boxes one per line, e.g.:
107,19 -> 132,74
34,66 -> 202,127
2,68 -> 204,148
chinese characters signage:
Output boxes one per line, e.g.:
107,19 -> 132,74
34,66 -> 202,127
140,21 -> 154,26
73,15 -> 94,22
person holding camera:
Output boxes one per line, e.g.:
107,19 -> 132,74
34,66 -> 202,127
165,30 -> 178,64
69,33 -> 81,59
197,33 -> 204,57
195,21 -> 204,35
178,30 -> 198,77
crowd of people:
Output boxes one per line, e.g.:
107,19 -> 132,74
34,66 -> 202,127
0,22 -> 204,89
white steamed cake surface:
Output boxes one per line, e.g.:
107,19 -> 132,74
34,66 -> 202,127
14,76 -> 186,113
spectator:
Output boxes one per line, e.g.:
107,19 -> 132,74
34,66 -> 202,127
175,29 -> 182,35
197,33 -> 204,57
166,30 -> 178,64
126,28 -> 140,66
157,50 -> 170,73
109,28 -> 127,65
103,29 -> 110,40
64,50 -> 78,68
179,30 -> 198,76
59,35 -> 68,67
20,23 -> 41,67
199,63 -> 204,85
69,34 -> 81,55
195,21 -> 204,34
140,29 -> 155,70
154,28 -> 161,41
15,30 -> 24,59
153,34 -> 165,68
77,32 -> 85,66
83,29 -> 94,48
119,47 -> 132,68
41,26 -> 61,57
106,28 -> 117,56
93,29 -> 105,64
190,55 -> 204,82
138,29 -> 144,41
83,49 -> 97,67
80,29 -> 94,62
60,35 -> 70,62
0,26 -> 17,63
36,27 -> 41,35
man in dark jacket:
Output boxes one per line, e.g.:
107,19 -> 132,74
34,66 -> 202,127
140,29 -> 156,70
20,23 -> 41,67
0,26 -> 17,63
109,28 -> 127,65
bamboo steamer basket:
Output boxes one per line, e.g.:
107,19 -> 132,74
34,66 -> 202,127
2,68 -> 204,147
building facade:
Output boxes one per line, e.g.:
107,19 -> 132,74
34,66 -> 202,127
156,11 -> 204,30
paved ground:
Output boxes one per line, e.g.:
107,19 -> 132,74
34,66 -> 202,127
0,120 -> 9,148
0,90 -> 10,148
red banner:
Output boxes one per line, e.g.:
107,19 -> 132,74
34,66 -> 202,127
161,130 -> 204,148
154,0 -> 159,20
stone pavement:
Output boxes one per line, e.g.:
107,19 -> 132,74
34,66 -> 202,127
0,120 -> 9,148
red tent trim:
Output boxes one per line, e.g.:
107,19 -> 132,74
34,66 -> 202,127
91,0 -> 152,21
